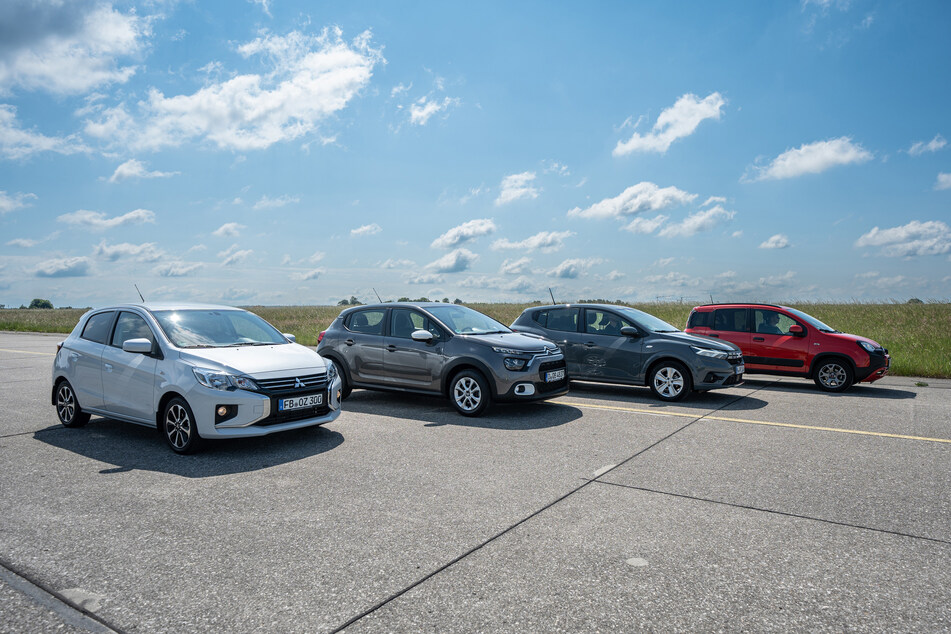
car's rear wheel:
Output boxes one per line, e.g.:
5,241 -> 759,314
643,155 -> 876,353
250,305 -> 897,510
813,358 -> 853,392
55,380 -> 90,428
163,397 -> 202,454
449,369 -> 491,417
648,361 -> 692,402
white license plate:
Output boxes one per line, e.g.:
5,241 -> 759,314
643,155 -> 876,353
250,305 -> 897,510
545,369 -> 566,382
735,364 -> 745,375
278,393 -> 323,411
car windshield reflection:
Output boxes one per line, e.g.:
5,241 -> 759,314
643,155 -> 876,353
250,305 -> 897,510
153,310 -> 288,348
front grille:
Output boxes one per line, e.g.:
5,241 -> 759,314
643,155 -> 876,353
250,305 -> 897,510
255,372 -> 327,394
251,371 -> 331,426
727,353 -> 744,365
537,359 -> 568,393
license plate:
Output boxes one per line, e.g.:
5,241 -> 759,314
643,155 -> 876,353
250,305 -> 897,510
735,364 -> 745,375
278,393 -> 323,411
545,369 -> 566,382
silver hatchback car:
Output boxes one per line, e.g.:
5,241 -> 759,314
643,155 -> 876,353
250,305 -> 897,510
52,303 -> 342,453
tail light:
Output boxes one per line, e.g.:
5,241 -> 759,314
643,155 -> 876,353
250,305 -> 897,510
317,330 -> 325,343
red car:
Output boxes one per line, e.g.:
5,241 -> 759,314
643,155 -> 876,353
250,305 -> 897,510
684,304 -> 890,392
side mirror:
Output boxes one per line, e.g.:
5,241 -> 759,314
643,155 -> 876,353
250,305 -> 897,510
411,329 -> 434,343
284,333 -> 297,343
788,324 -> 804,336
619,326 -> 640,338
122,338 -> 153,354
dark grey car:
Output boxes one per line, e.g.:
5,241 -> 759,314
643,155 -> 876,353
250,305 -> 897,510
511,303 -> 744,401
317,303 -> 568,416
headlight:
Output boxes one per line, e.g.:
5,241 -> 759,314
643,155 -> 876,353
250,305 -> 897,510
193,367 -> 259,391
858,341 -> 878,353
691,346 -> 729,360
503,357 -> 527,371
326,361 -> 338,381
493,346 -> 523,355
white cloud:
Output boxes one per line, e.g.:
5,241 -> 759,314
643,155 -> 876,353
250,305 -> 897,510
407,273 -> 444,284
425,248 -> 478,273
379,258 -> 416,269
0,104 -> 88,159
653,257 -> 675,268
218,244 -> 253,266
307,251 -> 326,263
759,234 -> 791,249
543,161 -> 570,176
935,173 -> 951,191
292,268 -> 324,281
548,258 -> 602,279
431,219 -> 496,249
249,0 -> 272,17
0,1 -> 147,95
908,135 -> 946,156
0,189 -> 36,214
34,256 -> 91,277
744,137 -> 873,181
253,194 -> 299,210
499,257 -> 532,275
107,159 -> 178,183
84,28 -> 384,151
623,214 -> 668,235
614,92 -> 726,156
495,172 -> 538,206
7,237 -> 36,247
93,240 -> 164,262
409,95 -> 459,125
351,223 -> 382,237
606,270 -> 625,281
702,196 -> 727,207
153,261 -> 202,277
213,222 -> 245,237
658,205 -> 735,238
855,220 -> 951,257
568,182 -> 695,219
58,208 -> 155,230
491,230 -> 574,253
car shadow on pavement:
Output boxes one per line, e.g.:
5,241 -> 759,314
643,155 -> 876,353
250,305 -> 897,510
33,417 -> 344,478
340,390 -> 584,430
740,378 -> 918,400
563,381 -> 771,412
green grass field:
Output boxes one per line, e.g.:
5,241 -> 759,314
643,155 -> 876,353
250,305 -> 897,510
3,302 -> 948,378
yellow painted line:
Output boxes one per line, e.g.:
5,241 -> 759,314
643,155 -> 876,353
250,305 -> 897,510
560,400 -> 951,445
0,348 -> 56,356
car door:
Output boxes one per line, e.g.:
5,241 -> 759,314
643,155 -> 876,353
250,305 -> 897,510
66,310 -> 116,409
100,310 -> 158,422
748,308 -> 811,372
338,308 -> 387,384
535,307 -> 583,374
579,308 -> 643,382
709,308 -> 753,363
382,308 -> 446,390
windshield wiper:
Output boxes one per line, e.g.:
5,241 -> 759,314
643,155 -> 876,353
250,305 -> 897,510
230,341 -> 274,347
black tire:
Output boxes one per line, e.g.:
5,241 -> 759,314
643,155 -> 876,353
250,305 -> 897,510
813,358 -> 854,392
449,369 -> 491,417
648,361 -> 692,402
55,380 -> 90,428
332,359 -> 352,400
162,397 -> 203,454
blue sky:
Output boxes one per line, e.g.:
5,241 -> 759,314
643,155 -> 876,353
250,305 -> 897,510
1,0 -> 949,308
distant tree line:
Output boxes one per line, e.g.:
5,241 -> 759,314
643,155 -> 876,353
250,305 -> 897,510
337,296 -> 463,305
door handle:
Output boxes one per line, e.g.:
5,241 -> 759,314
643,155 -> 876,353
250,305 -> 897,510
386,345 -> 397,351
584,342 -> 597,347
104,363 -> 113,372
345,339 -> 354,346
708,334 -> 720,338
753,337 -> 765,342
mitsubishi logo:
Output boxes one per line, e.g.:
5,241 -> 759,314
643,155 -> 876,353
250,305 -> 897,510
294,378 -> 306,388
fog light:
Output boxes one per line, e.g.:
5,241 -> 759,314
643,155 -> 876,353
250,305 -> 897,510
217,406 -> 228,416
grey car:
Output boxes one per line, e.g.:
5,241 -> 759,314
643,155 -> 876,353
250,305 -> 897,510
317,302 -> 568,416
511,303 -> 744,401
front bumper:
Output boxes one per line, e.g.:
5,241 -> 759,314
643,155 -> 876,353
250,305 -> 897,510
855,351 -> 890,383
494,358 -> 569,402
691,357 -> 745,390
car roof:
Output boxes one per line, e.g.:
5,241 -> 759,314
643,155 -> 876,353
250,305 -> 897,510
340,301 -> 458,312
521,303 -> 634,312
88,302 -> 248,313
691,303 -> 790,311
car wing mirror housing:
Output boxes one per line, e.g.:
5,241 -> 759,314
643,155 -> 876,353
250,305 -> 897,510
411,329 -> 435,343
788,324 -> 805,336
619,326 -> 640,338
122,338 -> 154,354
284,333 -> 297,343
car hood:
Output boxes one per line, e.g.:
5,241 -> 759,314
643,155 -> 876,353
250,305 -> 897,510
176,343 -> 327,376
824,332 -> 884,349
462,332 -> 559,354
655,331 -> 742,352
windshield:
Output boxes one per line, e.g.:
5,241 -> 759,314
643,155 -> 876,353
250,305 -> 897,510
152,309 -> 288,348
425,305 -> 511,335
785,307 -> 838,333
616,307 -> 680,333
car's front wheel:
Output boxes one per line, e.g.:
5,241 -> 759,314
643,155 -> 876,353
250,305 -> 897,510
648,361 -> 692,402
162,397 -> 202,454
449,369 -> 491,417
55,380 -> 90,428
813,358 -> 853,392
331,359 -> 352,400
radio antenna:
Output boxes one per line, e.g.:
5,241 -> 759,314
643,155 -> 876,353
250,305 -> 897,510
372,288 -> 383,302
548,287 -> 557,305
135,284 -> 146,302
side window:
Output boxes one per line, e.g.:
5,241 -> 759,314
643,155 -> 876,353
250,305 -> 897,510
80,311 -> 116,344
687,310 -> 713,329
545,307 -> 580,332
713,308 -> 749,333
532,310 -> 548,327
755,309 -> 798,336
584,309 -> 632,336
390,309 -> 439,339
111,312 -> 156,348
346,309 -> 386,335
